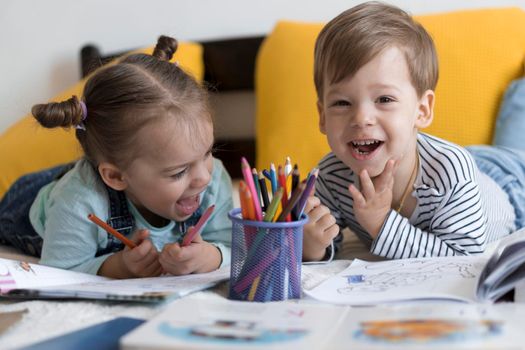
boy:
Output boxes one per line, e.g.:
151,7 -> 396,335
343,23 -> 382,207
313,1 -> 525,259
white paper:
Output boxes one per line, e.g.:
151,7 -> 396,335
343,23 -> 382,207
121,297 -> 346,350
0,257 -> 229,302
305,256 -> 488,305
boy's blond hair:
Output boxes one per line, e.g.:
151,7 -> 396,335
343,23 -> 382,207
314,1 -> 438,99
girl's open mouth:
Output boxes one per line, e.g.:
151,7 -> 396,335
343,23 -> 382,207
175,194 -> 200,216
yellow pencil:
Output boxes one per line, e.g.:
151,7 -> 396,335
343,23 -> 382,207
247,275 -> 261,301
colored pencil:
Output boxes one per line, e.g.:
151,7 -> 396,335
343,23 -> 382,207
291,164 -> 300,193
252,168 -> 262,207
240,180 -> 256,220
247,275 -> 261,301
294,168 -> 319,218
241,158 -> 263,221
258,171 -> 270,210
88,213 -> 136,249
277,165 -> 290,221
284,156 -> 292,177
269,163 -> 278,195
276,180 -> 306,222
264,188 -> 283,222
238,180 -> 249,220
181,205 -> 215,246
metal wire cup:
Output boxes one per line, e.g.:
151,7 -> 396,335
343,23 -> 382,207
228,208 -> 307,302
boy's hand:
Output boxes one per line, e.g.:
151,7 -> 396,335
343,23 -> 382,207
302,196 -> 339,261
348,159 -> 396,238
159,233 -> 222,275
99,229 -> 162,278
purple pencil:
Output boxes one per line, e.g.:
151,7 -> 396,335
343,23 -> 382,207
294,168 -> 318,219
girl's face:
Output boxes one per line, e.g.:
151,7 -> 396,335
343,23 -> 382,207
121,117 -> 214,226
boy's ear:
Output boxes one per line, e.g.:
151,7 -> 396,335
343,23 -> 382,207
98,162 -> 128,191
318,100 -> 327,134
415,89 -> 435,129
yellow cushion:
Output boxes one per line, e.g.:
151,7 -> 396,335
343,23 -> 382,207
0,42 -> 203,197
256,7 -> 525,172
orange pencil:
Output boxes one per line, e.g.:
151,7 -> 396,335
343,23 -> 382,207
87,213 -> 137,249
240,180 -> 256,220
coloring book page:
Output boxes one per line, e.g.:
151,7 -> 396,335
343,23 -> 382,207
304,256 -> 489,305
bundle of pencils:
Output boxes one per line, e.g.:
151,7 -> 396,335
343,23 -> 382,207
238,156 -> 318,223
230,157 -> 317,302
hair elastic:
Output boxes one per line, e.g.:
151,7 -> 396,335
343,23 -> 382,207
76,100 -> 88,130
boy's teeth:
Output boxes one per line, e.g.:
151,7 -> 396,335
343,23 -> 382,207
352,140 -> 379,146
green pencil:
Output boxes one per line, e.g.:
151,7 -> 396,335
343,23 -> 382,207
264,188 -> 283,222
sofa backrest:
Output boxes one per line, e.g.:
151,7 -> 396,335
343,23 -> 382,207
256,7 -> 525,171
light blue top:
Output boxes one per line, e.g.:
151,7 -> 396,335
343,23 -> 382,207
29,158 -> 233,275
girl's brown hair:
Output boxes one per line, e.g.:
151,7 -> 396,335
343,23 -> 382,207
32,35 -> 210,168
314,1 -> 438,99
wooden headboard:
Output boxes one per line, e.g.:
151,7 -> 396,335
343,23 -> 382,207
80,36 -> 265,178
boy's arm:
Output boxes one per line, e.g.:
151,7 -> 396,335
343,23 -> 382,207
314,174 -> 345,260
371,180 -> 487,258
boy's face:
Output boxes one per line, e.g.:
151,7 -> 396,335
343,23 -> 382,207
318,46 -> 434,178
121,118 -> 214,225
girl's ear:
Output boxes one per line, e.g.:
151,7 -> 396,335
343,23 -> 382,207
98,162 -> 128,191
415,89 -> 435,129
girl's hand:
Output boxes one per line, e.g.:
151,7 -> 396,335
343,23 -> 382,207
159,233 -> 222,275
348,159 -> 396,238
302,196 -> 339,261
98,229 -> 162,278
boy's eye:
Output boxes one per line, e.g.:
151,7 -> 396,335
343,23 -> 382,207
332,100 -> 351,107
377,96 -> 395,103
170,168 -> 188,180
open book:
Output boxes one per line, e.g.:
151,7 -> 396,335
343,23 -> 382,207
0,257 -> 229,302
305,229 -> 525,305
120,296 -> 524,350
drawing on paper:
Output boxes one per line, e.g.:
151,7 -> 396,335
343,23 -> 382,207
353,319 -> 502,344
338,259 -> 481,294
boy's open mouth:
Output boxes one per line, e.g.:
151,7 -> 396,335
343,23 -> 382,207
350,139 -> 384,155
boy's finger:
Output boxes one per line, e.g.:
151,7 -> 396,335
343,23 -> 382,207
307,205 -> 329,223
376,159 -> 396,191
359,169 -> 375,199
348,184 -> 366,206
303,196 -> 321,214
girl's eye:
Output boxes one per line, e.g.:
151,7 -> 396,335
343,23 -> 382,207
377,96 -> 395,103
170,168 -> 188,180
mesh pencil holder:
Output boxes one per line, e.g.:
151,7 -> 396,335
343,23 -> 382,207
228,208 -> 307,302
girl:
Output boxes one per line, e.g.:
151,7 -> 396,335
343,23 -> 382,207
15,36 -> 233,278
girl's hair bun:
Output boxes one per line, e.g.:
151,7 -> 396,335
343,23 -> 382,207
31,95 -> 84,129
152,35 -> 178,62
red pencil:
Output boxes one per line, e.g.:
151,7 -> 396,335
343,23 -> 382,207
87,213 -> 136,249
181,205 -> 215,246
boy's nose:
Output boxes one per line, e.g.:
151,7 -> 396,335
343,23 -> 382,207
351,105 -> 375,127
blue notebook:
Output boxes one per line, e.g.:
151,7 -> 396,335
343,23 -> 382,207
20,317 -> 145,350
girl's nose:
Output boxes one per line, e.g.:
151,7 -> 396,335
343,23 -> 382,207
191,161 -> 212,188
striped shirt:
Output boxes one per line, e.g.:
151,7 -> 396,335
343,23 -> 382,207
316,133 -> 515,259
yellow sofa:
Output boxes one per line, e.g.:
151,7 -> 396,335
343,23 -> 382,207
256,7 -> 525,172
0,43 -> 203,197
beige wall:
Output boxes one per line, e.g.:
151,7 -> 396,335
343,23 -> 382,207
1,0 -> 524,134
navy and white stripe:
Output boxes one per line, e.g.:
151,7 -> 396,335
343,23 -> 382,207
316,133 -> 515,259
